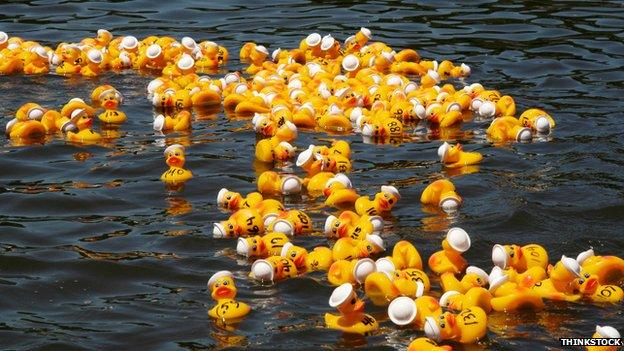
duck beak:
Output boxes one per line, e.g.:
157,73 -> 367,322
353,300 -> 365,313
103,100 -> 116,109
214,286 -> 233,298
228,196 -> 239,210
585,278 -> 598,294
167,156 -> 182,167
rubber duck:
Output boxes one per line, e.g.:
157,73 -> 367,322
586,325 -> 620,351
354,185 -> 400,216
216,189 -> 263,211
439,288 -> 493,313
440,266 -> 489,293
423,307 -> 488,344
22,46 -> 50,74
361,117 -> 404,138
407,338 -> 453,351
303,172 -> 336,195
280,242 -> 333,271
486,116 -> 532,143
63,102 -> 101,143
437,142 -> 482,168
332,234 -> 385,261
518,108 -> 555,134
92,86 -> 126,124
160,144 -> 193,184
255,137 -> 295,163
428,228 -> 471,275
425,103 -> 463,127
324,211 -> 383,239
250,255 -> 298,283
364,269 -> 427,306
213,208 -> 264,238
328,258 -> 377,286
0,50 -> 24,75
476,95 -> 516,118
573,271 -> 623,303
420,179 -> 462,213
207,271 -> 251,323
503,266 -> 547,288
531,277 -> 581,302
375,240 -> 423,274
387,295 -> 442,329
576,248 -> 624,285
55,44 -> 82,75
324,283 -> 378,335
265,210 -> 313,236
236,232 -> 290,258
5,103 -> 47,139
153,110 -> 192,132
492,243 -> 549,273
489,266 -> 545,311
256,171 -> 302,195
80,48 -> 104,77
323,174 -> 360,207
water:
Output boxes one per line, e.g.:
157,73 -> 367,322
1,1 -> 623,350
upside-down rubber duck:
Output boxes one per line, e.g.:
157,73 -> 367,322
364,268 -> 428,306
354,185 -> 400,216
236,232 -> 290,258
439,288 -> 493,313
428,228 -> 471,275
92,85 -> 126,124
586,325 -> 620,351
280,242 -> 334,272
207,271 -> 251,323
375,240 -> 423,274
420,179 -> 462,213
153,110 -> 192,132
5,103 -> 47,139
387,295 -> 442,329
256,171 -> 302,195
437,142 -> 482,168
518,108 -> 555,134
160,144 -> 193,184
407,337 -> 453,351
327,258 -> 377,286
325,283 -> 378,335
576,248 -> 624,286
440,266 -> 489,293
213,208 -> 264,238
486,116 -> 532,143
489,266 -> 545,311
491,243 -> 549,273
423,307 -> 487,344
332,234 -> 385,261
250,255 -> 298,283
216,188 -> 264,211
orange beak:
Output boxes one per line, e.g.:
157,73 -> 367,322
294,253 -> 306,268
167,156 -> 182,167
262,123 -> 275,136
258,239 -> 267,253
323,187 -> 332,197
446,313 -> 456,329
214,286 -> 233,298
103,100 -> 117,109
378,197 -> 389,211
353,300 -> 365,313
228,196 -> 239,210
585,278 -> 598,294
337,224 -> 348,238
84,118 -> 93,128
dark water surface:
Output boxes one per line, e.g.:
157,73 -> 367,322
1,1 -> 623,350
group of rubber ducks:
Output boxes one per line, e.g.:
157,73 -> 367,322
5,84 -> 126,143
0,30 -> 228,77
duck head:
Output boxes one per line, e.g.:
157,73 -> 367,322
330,283 -> 365,315
281,242 -> 308,268
16,103 -> 45,122
217,188 -> 242,210
207,270 -> 237,300
236,235 -> 267,257
164,144 -> 186,168
375,185 -> 400,212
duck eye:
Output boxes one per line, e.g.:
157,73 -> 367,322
215,283 -> 220,287
388,199 -> 394,204
509,252 -> 514,258
350,298 -> 356,305
440,322 -> 445,328
476,278 -> 482,284
291,252 -> 296,258
251,245 -> 257,251
223,281 -> 228,285
226,195 -> 231,200
228,224 -> 233,229
578,279 -> 584,284
584,273 -> 590,278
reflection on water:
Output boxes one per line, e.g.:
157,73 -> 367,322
1,0 -> 624,350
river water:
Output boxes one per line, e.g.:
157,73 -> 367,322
0,1 -> 623,350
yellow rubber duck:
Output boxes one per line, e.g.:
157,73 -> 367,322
80,48 -> 104,77
440,266 -> 489,293
489,266 -> 545,311
574,272 -> 623,303
236,232 -> 290,258
423,307 -> 487,344
425,103 -> 463,127
504,266 -> 547,288
64,107 -> 102,143
518,108 -> 555,134
280,242 -> 333,272
428,228 -> 471,275
265,209 -> 313,236
324,283 -> 378,335
332,235 -> 384,261
328,258 -> 377,286
22,46 -> 50,74
439,288 -> 492,313
531,277 -> 581,302
387,295 -> 442,329
255,136 -> 295,163
486,116 -> 532,143
160,144 -> 193,184
324,174 -> 360,207
492,243 -> 549,273
354,185 -> 401,216
361,117 -> 403,138
5,103 -> 47,139
92,86 -> 126,124
576,248 -> 624,286
364,269 -> 427,306
586,325 -> 620,351
216,189 -> 263,211
207,271 -> 251,323
420,179 -> 462,213
303,171 -> 336,195
324,211 -> 369,239
256,171 -> 302,195
250,255 -> 298,283
437,142 -> 482,168
407,337 -> 453,351
54,44 -> 82,75
153,110 -> 192,132
547,255 -> 583,294
213,208 -> 264,238
374,240 -> 423,274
